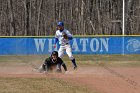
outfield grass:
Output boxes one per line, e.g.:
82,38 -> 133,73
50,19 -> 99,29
0,77 -> 96,93
0,54 -> 140,67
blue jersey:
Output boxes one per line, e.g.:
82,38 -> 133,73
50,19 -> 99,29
55,29 -> 72,46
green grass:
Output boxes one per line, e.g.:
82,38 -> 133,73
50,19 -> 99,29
0,77 -> 96,93
0,54 -> 140,67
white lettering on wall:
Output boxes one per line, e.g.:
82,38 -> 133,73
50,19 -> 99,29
90,38 -> 99,52
100,38 -> 109,52
34,39 -> 46,52
34,38 -> 109,53
80,38 -> 88,52
48,39 -> 58,52
72,38 -> 80,51
48,39 -> 53,52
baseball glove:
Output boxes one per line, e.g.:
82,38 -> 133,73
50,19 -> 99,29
62,32 -> 68,39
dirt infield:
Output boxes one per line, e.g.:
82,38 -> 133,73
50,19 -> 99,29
0,62 -> 140,93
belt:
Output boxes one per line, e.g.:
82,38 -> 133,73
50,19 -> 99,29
61,43 -> 69,46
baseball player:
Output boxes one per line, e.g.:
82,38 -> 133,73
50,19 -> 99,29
54,21 -> 77,70
38,51 -> 67,73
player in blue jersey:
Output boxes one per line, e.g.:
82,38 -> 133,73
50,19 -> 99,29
54,21 -> 77,70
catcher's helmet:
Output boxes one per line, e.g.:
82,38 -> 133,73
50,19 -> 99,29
51,51 -> 58,57
57,21 -> 64,26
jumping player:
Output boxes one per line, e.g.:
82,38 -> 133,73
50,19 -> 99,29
38,51 -> 67,73
54,21 -> 77,70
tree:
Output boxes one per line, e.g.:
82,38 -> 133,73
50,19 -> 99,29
0,0 -> 139,36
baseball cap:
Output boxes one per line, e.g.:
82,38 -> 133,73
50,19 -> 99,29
57,21 -> 64,26
51,51 -> 58,57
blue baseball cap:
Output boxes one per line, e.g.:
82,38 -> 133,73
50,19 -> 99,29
57,21 -> 64,26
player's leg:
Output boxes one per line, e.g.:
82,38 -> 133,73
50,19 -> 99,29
58,46 -> 65,58
38,64 -> 44,72
66,45 -> 77,70
38,60 -> 48,72
32,63 -> 45,73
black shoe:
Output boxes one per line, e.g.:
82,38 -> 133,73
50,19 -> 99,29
74,66 -> 77,70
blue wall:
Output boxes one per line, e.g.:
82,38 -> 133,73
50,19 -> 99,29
0,37 -> 140,55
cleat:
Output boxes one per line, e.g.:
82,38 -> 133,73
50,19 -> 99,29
74,66 -> 77,70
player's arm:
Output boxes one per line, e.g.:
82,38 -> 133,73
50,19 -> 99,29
62,63 -> 67,71
60,59 -> 67,71
54,32 -> 59,48
42,59 -> 49,71
54,38 -> 58,44
66,30 -> 73,40
42,63 -> 49,74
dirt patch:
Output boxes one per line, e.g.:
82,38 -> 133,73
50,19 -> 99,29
0,63 -> 140,93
